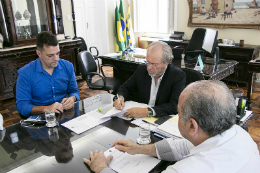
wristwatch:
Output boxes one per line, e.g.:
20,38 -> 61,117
113,95 -> 124,102
147,107 -> 154,117
113,95 -> 118,102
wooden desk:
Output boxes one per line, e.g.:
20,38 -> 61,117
247,60 -> 260,101
218,44 -> 260,83
99,54 -> 238,83
162,40 -> 260,84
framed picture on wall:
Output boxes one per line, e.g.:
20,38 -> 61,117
187,0 -> 260,29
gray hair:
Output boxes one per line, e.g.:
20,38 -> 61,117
147,41 -> 173,63
181,80 -> 236,137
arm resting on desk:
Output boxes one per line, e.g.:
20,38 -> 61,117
155,138 -> 194,161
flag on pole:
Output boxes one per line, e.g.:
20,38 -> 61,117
115,4 -> 126,52
126,3 -> 135,49
119,0 -> 127,48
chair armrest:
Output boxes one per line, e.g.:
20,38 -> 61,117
85,72 -> 106,89
100,64 -> 120,78
89,46 -> 99,57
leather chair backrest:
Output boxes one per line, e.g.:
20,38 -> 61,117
186,28 -> 206,52
77,51 -> 97,80
181,68 -> 205,86
78,37 -> 88,52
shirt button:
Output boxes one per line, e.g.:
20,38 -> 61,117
53,87 -> 54,89
53,95 -> 55,97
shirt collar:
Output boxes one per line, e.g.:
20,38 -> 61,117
150,65 -> 167,82
35,57 -> 61,73
188,125 -> 237,156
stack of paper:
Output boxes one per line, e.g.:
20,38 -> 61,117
61,110 -> 111,134
153,116 -> 183,139
102,101 -> 149,120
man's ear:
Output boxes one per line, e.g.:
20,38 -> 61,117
36,50 -> 41,57
189,118 -> 199,136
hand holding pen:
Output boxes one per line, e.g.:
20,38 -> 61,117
113,94 -> 125,110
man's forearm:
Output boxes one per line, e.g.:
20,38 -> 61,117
137,144 -> 157,157
30,105 -> 49,115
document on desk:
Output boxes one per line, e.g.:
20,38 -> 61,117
61,110 -> 111,134
155,115 -> 183,138
104,147 -> 160,173
131,118 -> 158,131
102,101 -> 149,120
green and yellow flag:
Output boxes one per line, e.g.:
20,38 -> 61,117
115,4 -> 126,52
119,0 -> 127,48
126,3 -> 135,49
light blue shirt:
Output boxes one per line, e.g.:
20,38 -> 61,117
16,58 -> 80,117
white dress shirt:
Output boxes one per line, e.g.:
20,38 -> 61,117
148,73 -> 165,115
155,125 -> 260,173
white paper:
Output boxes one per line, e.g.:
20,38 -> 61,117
218,43 -> 235,47
131,118 -> 158,131
104,147 -> 160,173
0,113 -> 3,130
240,110 -> 252,122
202,28 -> 217,54
157,120 -> 183,138
61,110 -> 111,134
102,101 -> 149,120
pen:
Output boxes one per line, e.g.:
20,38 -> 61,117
153,133 -> 166,139
117,94 -> 122,110
117,94 -> 121,105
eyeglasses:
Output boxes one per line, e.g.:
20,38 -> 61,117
144,60 -> 163,68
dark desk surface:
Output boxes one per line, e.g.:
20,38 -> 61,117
99,54 -> 238,81
0,96 -> 171,173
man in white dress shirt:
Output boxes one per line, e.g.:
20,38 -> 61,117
83,80 -> 260,173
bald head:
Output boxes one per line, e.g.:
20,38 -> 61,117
180,80 -> 236,137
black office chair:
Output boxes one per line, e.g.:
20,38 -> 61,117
171,46 -> 185,60
181,68 -> 205,86
13,82 -> 27,119
77,51 -> 122,93
78,37 -> 101,72
170,28 -> 206,62
184,28 -> 207,61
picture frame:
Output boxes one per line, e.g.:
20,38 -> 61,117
187,0 -> 260,30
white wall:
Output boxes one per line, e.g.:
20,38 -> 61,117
61,0 -> 74,38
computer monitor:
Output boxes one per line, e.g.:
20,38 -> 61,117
202,28 -> 219,64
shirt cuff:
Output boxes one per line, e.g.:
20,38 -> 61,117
100,168 -> 116,173
68,93 -> 80,101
